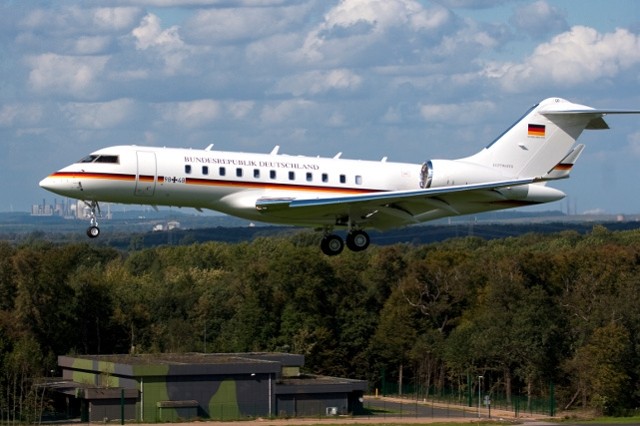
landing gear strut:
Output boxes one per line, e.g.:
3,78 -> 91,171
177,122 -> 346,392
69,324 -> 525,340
84,201 -> 101,239
320,230 -> 370,256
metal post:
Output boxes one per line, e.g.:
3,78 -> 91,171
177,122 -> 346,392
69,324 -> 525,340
268,373 -> 272,418
477,376 -> 483,418
120,388 -> 124,425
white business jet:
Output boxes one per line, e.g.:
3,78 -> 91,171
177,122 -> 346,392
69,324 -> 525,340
40,97 -> 639,255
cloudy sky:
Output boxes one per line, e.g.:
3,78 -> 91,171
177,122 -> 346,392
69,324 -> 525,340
3,0 -> 640,215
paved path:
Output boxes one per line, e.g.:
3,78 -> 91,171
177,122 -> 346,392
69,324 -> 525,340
52,395 -> 612,425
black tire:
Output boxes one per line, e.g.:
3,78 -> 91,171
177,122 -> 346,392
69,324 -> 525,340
87,226 -> 100,238
346,230 -> 370,252
320,234 -> 344,256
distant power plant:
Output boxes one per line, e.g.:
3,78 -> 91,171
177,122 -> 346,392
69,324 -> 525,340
32,198 -> 112,220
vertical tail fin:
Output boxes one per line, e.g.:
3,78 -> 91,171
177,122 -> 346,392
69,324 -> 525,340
463,97 -> 622,179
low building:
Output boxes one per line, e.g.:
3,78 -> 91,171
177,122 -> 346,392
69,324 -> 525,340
50,352 -> 366,423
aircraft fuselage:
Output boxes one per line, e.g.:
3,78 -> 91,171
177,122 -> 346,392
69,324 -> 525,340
41,145 -> 419,226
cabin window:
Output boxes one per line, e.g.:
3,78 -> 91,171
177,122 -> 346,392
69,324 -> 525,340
289,171 -> 295,181
270,170 -> 276,179
322,173 -> 328,183
355,175 -> 362,185
306,172 -> 313,182
254,169 -> 260,178
236,168 -> 243,177
202,166 -> 209,175
219,167 -> 226,176
185,165 -> 192,174
339,174 -> 346,184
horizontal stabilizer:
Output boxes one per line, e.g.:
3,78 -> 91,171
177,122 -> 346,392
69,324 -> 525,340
540,109 -> 640,115
540,108 -> 640,130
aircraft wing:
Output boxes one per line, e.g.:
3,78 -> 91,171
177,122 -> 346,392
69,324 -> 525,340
256,177 -> 537,230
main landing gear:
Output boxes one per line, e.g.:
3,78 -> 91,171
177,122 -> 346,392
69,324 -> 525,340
320,230 -> 370,256
84,201 -> 101,239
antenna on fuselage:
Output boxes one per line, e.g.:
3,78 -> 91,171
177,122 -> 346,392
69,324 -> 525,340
205,144 -> 214,151
333,152 -> 342,159
270,145 -> 280,155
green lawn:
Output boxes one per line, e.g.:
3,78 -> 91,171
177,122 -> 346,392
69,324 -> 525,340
568,416 -> 640,424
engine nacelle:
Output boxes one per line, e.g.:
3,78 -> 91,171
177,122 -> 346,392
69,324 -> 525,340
420,159 -> 508,188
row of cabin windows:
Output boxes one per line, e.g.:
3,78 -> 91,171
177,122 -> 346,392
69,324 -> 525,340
184,165 -> 363,185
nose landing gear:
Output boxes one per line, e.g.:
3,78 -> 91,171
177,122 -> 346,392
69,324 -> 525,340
84,201 -> 101,239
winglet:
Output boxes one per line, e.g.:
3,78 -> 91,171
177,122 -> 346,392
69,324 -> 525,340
542,144 -> 585,180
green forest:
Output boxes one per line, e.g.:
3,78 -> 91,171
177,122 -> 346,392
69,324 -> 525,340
1,225 -> 640,420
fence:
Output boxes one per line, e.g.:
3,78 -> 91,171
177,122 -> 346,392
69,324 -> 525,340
374,382 -> 556,417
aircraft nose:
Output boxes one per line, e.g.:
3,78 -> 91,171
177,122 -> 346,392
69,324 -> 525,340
39,173 -> 75,197
39,176 -> 54,190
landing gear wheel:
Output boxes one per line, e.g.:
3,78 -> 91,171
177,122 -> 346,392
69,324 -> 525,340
346,230 -> 370,252
321,234 -> 344,256
87,226 -> 100,238
84,200 -> 101,239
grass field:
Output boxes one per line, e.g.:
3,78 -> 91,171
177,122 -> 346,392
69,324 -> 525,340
563,416 -> 640,424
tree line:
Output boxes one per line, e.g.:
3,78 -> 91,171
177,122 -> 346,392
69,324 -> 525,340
1,225 -> 639,420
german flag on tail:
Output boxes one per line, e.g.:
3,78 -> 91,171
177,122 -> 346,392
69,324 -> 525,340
528,123 -> 545,137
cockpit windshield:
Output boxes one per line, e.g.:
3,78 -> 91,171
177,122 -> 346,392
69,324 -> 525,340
78,155 -> 119,164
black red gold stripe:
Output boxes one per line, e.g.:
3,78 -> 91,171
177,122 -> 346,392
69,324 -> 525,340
50,171 -> 135,181
553,163 -> 573,171
48,171 -> 385,195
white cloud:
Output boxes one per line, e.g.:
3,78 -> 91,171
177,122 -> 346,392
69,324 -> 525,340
124,0 -> 289,6
437,0 -> 511,8
510,0 -> 568,39
434,23 -> 501,57
26,54 -> 109,98
319,0 -> 449,33
132,13 -> 184,50
73,36 -> 113,55
184,4 -> 309,45
228,101 -> 255,119
260,99 -> 314,124
93,7 -> 143,31
61,99 -> 138,129
131,13 -> 201,75
21,6 -> 141,34
419,100 -> 496,124
297,0 -> 453,65
485,26 -> 640,92
272,69 -> 363,96
0,104 -> 43,127
157,100 -> 222,127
